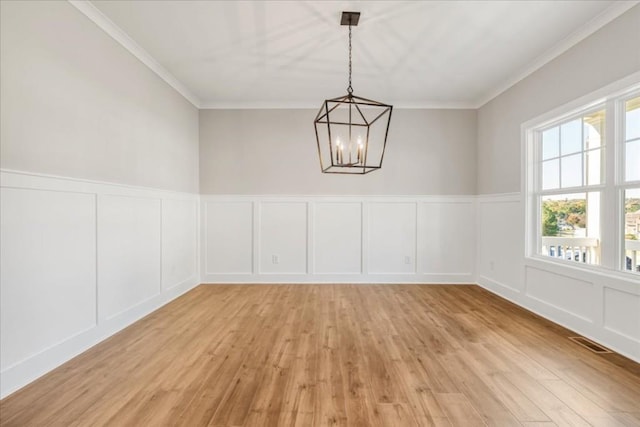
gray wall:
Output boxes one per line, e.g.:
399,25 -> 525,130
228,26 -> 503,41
4,1 -> 636,197
477,5 -> 640,195
199,109 -> 477,195
0,1 -> 199,193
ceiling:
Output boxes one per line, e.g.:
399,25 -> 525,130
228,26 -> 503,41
87,1 -> 636,108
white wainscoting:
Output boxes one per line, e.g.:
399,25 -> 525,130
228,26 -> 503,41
368,202 -> 417,275
0,170 -> 199,398
314,202 -> 362,274
477,193 -> 640,363
99,195 -> 162,320
201,195 -> 476,284
259,202 -> 308,274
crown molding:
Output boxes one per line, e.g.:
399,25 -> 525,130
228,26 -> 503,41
474,0 -> 640,109
68,0 -> 201,108
198,100 -> 478,110
68,0 -> 638,111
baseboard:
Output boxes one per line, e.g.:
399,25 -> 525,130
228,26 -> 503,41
201,273 -> 476,285
0,276 -> 198,399
476,275 -> 640,364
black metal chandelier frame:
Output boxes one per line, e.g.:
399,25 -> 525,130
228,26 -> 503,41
313,11 -> 393,175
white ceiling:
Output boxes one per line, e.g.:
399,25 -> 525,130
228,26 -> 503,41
87,0 -> 636,108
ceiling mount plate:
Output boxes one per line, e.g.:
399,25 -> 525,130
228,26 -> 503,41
340,11 -> 360,26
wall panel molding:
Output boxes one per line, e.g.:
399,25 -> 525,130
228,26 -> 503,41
476,192 -> 640,363
201,195 -> 476,284
603,287 -> 640,343
258,202 -> 308,275
98,194 -> 162,320
313,202 -> 362,275
203,201 -> 253,275
1,188 -> 97,371
0,169 -> 200,399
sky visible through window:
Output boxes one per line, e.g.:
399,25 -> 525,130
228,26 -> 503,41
626,97 -> 640,182
626,99 -> 640,140
541,111 -> 603,191
540,99 -> 639,188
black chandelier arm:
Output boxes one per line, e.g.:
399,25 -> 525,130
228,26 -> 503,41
352,102 -> 369,126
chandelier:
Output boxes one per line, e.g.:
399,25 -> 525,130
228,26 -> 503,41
314,11 -> 393,174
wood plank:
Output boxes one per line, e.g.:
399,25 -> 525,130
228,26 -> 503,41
609,412 -> 640,427
503,371 -> 592,426
434,393 -> 486,426
1,284 -> 639,426
540,379 -> 627,427
436,350 -> 522,426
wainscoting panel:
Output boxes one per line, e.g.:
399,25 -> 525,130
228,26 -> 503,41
525,266 -> 595,322
419,201 -> 475,275
0,170 -> 199,399
162,199 -> 198,290
0,187 -> 97,372
259,202 -> 308,274
313,202 -> 362,274
98,195 -> 162,320
204,201 -> 253,275
477,192 -> 640,363
201,196 -> 475,283
477,196 -> 523,296
603,287 -> 640,342
368,202 -> 417,274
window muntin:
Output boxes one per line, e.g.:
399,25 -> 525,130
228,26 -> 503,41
539,110 -> 604,191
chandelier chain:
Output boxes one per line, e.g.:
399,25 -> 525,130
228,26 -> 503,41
347,23 -> 353,94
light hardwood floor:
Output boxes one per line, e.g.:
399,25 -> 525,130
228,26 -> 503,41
1,284 -> 639,426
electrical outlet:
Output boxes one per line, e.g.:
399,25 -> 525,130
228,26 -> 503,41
404,256 -> 411,265
272,255 -> 279,264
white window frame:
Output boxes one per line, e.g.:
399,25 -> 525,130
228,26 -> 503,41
523,72 -> 640,279
618,92 -> 640,272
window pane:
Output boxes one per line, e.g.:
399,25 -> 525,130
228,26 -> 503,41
585,149 -> 602,186
561,119 -> 582,155
540,192 -> 599,265
542,127 -> 559,160
626,140 -> 640,182
542,159 -> 559,190
626,97 -> 640,141
624,188 -> 640,273
583,110 -> 604,150
561,153 -> 582,188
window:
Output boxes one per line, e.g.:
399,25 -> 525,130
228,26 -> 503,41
537,109 -> 604,266
526,82 -> 640,276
